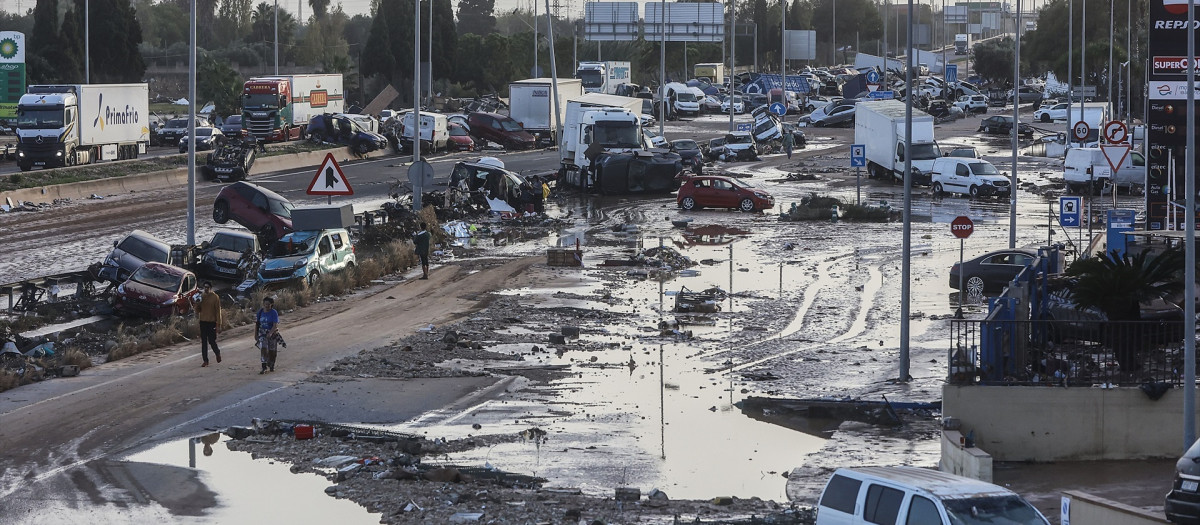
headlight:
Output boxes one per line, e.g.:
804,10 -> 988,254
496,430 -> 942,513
293,258 -> 308,269
164,297 -> 177,305
18,151 -> 24,157
755,192 -> 770,199
116,283 -> 125,295
55,151 -> 62,157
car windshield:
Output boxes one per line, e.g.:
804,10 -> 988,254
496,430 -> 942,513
674,140 -> 698,150
943,496 -> 1046,525
17,109 -> 64,129
166,119 -> 189,129
195,128 -> 214,137
268,197 -> 294,218
449,125 -> 468,136
727,134 -> 753,144
593,122 -> 640,147
970,162 -> 1000,176
676,92 -> 696,102
129,265 -> 182,292
271,233 -> 317,257
243,93 -> 280,110
209,233 -> 254,252
225,116 -> 241,125
731,97 -> 743,104
498,118 -> 523,132
911,143 -> 942,160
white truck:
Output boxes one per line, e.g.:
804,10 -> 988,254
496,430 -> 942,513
854,99 -> 941,184
954,34 -> 970,55
661,82 -> 701,117
508,78 -> 584,146
913,49 -> 945,75
575,61 -> 632,94
559,93 -> 644,189
694,63 -> 726,85
15,83 -> 149,171
241,74 -> 344,141
853,52 -> 904,74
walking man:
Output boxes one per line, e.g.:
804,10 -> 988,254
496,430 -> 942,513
256,297 -> 279,374
782,129 -> 795,160
413,222 -> 431,280
194,281 -> 222,367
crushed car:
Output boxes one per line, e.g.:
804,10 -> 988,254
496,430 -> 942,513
255,228 -> 356,288
92,229 -> 173,286
703,132 -> 758,162
201,136 -> 259,182
592,150 -> 683,195
307,113 -> 389,154
196,230 -> 262,281
112,262 -> 199,319
448,157 -> 531,214
212,181 -> 295,247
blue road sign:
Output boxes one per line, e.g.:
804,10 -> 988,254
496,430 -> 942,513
850,144 -> 866,167
945,64 -> 958,84
865,70 -> 881,84
868,91 -> 894,99
1059,196 -> 1081,227
769,102 -> 787,116
736,123 -> 752,132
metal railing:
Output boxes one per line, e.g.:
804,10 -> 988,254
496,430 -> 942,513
949,319 -> 1187,387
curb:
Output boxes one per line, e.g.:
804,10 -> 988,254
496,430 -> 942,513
1,145 -> 391,206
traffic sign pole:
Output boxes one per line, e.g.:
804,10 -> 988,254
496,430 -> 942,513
957,237 -> 965,318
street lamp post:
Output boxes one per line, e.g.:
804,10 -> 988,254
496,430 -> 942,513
85,0 -> 89,82
729,0 -> 736,131
1010,0 -> 1019,250
274,0 -> 278,74
659,0 -> 665,138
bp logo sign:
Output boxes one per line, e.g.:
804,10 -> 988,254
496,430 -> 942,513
0,38 -> 17,61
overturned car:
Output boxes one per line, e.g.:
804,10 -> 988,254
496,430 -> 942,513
201,136 -> 259,182
591,150 -> 683,195
448,158 -> 535,214
307,114 -> 389,154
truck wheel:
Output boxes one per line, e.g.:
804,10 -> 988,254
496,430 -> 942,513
18,161 -> 31,172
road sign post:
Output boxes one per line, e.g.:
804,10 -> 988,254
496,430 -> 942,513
769,102 -> 787,116
951,215 -> 974,317
1103,119 -> 1129,144
1059,196 -> 1081,227
850,144 -> 866,205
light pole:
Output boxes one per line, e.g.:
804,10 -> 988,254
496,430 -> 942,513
1186,0 -> 1198,449
274,0 -> 278,74
831,0 -> 836,65
412,0 -> 421,168
781,0 -> 786,79
900,0 -> 914,382
545,0 -> 561,148
729,0 -> 736,132
1107,0 -> 1113,121
1067,0 -> 1073,145
659,0 -> 665,138
85,0 -> 89,82
187,0 -> 196,244
1010,0 -> 1019,250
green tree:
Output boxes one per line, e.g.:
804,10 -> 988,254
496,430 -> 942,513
362,0 -> 414,98
57,7 -> 85,82
197,53 -> 243,117
66,0 -> 144,83
250,2 -> 297,63
309,0 -> 331,20
811,0 -> 880,65
134,0 -> 188,48
971,37 -> 1015,87
215,0 -> 254,45
29,0 -> 66,83
456,0 -> 496,36
428,0 -> 457,82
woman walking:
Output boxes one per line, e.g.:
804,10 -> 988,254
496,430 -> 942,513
256,297 -> 279,374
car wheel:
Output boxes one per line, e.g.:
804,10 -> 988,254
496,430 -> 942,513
213,200 -> 230,224
680,196 -> 697,211
309,130 -> 324,143
1040,114 -> 1050,123
307,270 -> 321,288
739,198 -> 756,212
969,185 -> 980,198
965,275 -> 986,297
354,140 -> 371,154
933,182 -> 945,195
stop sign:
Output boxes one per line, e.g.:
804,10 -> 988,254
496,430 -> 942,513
951,216 -> 974,239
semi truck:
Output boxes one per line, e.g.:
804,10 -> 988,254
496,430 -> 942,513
559,93 -> 644,189
954,34 -> 970,55
241,74 -> 344,142
508,78 -> 584,146
575,61 -> 632,95
15,83 -> 149,171
854,99 -> 941,183
694,63 -> 726,85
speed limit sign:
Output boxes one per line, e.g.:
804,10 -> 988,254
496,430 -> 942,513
1072,120 -> 1091,141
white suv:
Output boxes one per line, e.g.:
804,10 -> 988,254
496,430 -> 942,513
1033,102 -> 1071,122
953,95 -> 989,114
931,157 -> 1011,198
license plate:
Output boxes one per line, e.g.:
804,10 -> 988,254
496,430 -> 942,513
33,161 -> 45,166
1183,480 -> 1198,492
216,266 -> 236,274
216,168 -> 232,173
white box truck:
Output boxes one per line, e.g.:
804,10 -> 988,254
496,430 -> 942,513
1066,103 -> 1107,145
694,63 -> 726,85
241,74 -> 344,141
854,99 -> 941,184
575,61 -> 632,94
15,83 -> 149,171
508,78 -> 584,146
954,34 -> 970,55
559,93 -> 644,188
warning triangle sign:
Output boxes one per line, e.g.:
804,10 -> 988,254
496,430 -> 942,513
306,152 -> 354,196
1100,144 -> 1131,177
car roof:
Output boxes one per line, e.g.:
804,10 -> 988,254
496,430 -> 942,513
212,230 -> 257,240
836,466 -> 1016,499
229,180 -> 288,202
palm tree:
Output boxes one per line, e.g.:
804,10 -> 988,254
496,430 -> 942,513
1065,248 -> 1186,372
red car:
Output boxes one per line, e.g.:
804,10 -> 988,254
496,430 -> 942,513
113,262 -> 200,318
677,175 -> 774,212
448,123 -> 476,151
213,181 -> 294,246
466,112 -> 537,150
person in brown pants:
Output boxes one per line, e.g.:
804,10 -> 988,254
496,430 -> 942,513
194,281 -> 223,367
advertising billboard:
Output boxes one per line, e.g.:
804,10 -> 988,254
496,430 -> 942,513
0,31 -> 25,121
1146,0 -> 1199,230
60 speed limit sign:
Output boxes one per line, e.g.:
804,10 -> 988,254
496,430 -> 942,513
1072,120 -> 1091,141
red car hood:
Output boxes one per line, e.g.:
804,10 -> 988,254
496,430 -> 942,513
120,279 -> 179,304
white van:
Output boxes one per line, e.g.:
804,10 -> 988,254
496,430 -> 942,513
400,112 -> 449,153
816,466 -> 1049,525
930,157 -> 1011,198
1063,147 -> 1145,193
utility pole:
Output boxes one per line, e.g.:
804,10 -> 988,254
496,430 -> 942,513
659,0 -> 665,137
187,0 -> 196,244
900,0 -> 914,382
729,0 -> 736,131
546,0 -> 561,149
85,0 -> 89,82
1010,0 -> 1019,250
274,0 -> 278,74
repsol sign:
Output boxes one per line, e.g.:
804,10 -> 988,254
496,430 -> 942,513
1154,20 -> 1200,29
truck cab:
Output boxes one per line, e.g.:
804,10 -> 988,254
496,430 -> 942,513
954,34 -> 969,55
16,89 -> 80,169
242,78 -> 294,141
561,107 -> 642,189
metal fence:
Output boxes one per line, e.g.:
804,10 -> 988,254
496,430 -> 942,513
949,319 -> 1186,387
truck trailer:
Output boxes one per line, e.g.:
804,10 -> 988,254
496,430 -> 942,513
854,99 -> 941,183
694,63 -> 726,85
241,74 -> 344,142
15,83 -> 149,171
575,61 -> 632,94
508,78 -> 584,146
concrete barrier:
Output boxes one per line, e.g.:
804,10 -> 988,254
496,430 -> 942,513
1064,490 -> 1171,524
1,145 -> 390,207
939,430 -> 994,482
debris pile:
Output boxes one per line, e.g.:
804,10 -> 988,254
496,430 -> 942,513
634,246 -> 696,270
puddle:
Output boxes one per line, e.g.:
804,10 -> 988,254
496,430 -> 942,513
89,434 -> 379,524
